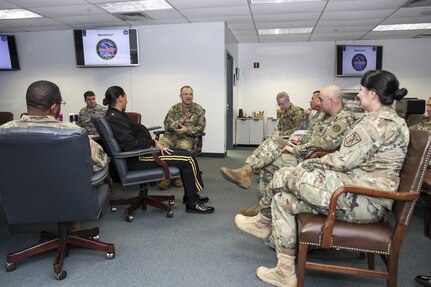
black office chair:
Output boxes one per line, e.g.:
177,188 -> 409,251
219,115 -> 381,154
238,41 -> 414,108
0,111 -> 13,125
94,117 -> 180,221
0,126 -> 115,280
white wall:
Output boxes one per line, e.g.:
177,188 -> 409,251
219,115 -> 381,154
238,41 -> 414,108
0,22 -> 226,154
238,38 -> 431,118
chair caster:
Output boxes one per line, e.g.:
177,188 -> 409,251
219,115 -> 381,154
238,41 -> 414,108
5,262 -> 16,272
167,211 -> 174,218
169,200 -> 175,206
54,270 -> 67,280
92,235 -> 100,241
111,207 -> 117,212
126,215 -> 134,222
106,252 -> 115,259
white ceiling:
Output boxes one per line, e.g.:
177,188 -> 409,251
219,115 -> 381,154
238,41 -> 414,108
0,0 -> 431,43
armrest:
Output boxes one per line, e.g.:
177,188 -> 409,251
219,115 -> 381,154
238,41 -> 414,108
147,125 -> 162,131
113,147 -> 160,159
320,185 -> 420,247
91,164 -> 110,186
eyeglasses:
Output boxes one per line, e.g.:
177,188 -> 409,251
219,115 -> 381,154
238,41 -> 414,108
59,100 -> 66,106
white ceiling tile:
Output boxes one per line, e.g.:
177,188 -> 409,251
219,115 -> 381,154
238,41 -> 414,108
254,12 -> 320,22
30,4 -> 106,18
55,14 -> 125,25
250,1 -> 327,15
168,0 -> 249,9
256,21 -> 317,29
4,0 -> 88,8
325,0 -> 405,11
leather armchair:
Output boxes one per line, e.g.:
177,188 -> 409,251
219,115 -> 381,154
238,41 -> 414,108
0,126 -> 115,280
296,129 -> 431,287
153,129 -> 206,156
94,117 -> 180,221
125,112 -> 142,124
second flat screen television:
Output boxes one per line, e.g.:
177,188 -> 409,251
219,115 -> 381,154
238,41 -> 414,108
74,29 -> 139,67
336,45 -> 383,77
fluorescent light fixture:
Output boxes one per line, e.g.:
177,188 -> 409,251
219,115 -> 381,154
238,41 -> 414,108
251,0 -> 323,3
259,27 -> 313,35
0,9 -> 42,19
373,23 -> 431,31
98,0 -> 172,13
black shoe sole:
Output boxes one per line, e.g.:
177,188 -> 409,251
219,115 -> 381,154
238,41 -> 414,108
185,207 -> 215,214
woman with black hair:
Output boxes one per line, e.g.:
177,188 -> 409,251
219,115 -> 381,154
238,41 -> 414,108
235,70 -> 410,286
103,86 -> 214,214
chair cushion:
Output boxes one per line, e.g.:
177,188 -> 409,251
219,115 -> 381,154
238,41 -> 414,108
121,167 -> 181,186
297,213 -> 393,255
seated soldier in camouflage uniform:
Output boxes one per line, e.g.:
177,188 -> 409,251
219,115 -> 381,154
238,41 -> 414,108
158,85 -> 206,191
234,70 -> 409,287
77,90 -> 107,135
274,91 -> 304,138
221,85 -> 359,217
1,80 -> 108,231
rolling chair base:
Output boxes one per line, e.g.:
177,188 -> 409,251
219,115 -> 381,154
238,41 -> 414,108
5,223 -> 115,280
110,184 -> 175,221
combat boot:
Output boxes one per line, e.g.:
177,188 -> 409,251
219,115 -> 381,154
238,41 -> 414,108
256,253 -> 297,287
239,201 -> 260,217
174,178 -> 183,187
220,165 -> 253,189
159,179 -> 171,190
235,213 -> 271,239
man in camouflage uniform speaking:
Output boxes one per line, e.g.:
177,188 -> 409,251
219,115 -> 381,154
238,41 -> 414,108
158,85 -> 206,190
77,90 -> 107,135
221,85 -> 358,217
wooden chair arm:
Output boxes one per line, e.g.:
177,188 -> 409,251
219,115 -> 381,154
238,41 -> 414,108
321,185 -> 420,247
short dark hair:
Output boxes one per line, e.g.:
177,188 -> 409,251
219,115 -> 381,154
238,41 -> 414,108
103,86 -> 125,107
84,90 -> 95,99
360,70 -> 407,105
26,80 -> 61,109
180,85 -> 193,95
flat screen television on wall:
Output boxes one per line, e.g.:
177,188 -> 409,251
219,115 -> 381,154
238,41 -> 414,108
0,35 -> 20,71
73,28 -> 139,68
336,45 -> 383,77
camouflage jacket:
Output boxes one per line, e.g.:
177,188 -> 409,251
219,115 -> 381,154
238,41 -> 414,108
77,104 -> 107,135
300,111 -> 330,143
303,106 -> 409,210
1,115 -> 108,172
293,108 -> 359,159
277,104 -> 304,137
163,102 -> 206,136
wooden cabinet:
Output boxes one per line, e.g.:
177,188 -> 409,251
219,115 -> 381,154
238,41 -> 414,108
236,118 -> 264,145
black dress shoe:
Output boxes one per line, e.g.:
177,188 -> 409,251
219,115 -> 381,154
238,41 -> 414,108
186,202 -> 215,214
183,194 -> 209,204
415,275 -> 431,287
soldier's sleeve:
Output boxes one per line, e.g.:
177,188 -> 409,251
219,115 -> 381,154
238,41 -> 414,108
187,108 -> 206,135
302,118 -> 383,172
89,138 -> 109,172
77,108 -> 91,126
292,115 -> 352,158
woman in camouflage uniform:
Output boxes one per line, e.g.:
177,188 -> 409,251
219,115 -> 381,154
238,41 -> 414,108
235,70 -> 409,287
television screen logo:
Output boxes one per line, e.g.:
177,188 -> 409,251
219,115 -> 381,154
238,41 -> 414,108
96,39 -> 117,60
351,54 -> 367,71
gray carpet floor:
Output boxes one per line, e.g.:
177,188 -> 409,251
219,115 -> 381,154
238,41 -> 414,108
0,147 -> 430,287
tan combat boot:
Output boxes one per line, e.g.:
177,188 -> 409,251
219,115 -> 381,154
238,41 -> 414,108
174,178 -> 183,187
220,165 -> 253,189
235,213 -> 271,239
239,201 -> 260,217
159,179 -> 171,190
256,253 -> 297,287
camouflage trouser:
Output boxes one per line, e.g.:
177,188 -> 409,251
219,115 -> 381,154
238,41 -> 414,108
262,165 -> 388,254
244,135 -> 288,170
159,133 -> 193,152
257,153 -> 298,199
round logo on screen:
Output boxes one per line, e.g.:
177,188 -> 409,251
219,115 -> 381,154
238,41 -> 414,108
96,39 -> 117,60
351,53 -> 367,71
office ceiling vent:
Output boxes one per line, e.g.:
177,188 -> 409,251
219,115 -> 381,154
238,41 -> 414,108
114,12 -> 154,21
403,0 -> 431,7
